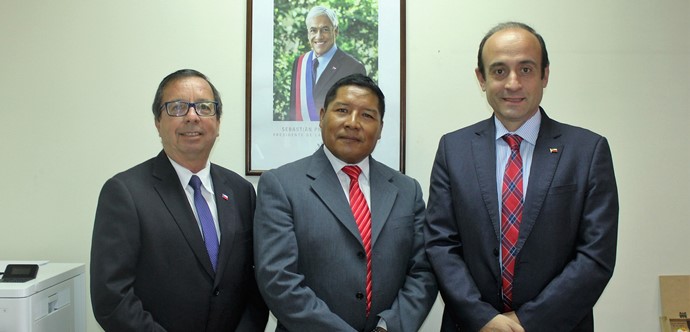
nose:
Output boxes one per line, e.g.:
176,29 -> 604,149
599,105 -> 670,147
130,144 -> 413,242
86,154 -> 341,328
505,71 -> 521,90
344,111 -> 361,129
184,105 -> 201,122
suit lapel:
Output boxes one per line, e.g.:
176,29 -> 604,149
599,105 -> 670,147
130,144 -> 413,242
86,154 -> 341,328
368,158 -> 398,245
517,114 -> 563,250
308,148 -> 364,243
471,120 -> 502,241
315,49 -> 343,95
211,166 -> 239,284
151,152 -> 215,278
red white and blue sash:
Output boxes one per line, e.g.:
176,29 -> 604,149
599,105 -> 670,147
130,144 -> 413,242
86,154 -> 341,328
292,51 -> 319,121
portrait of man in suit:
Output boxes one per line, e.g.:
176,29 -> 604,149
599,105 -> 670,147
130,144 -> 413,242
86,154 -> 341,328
90,69 -> 268,331
288,5 -> 367,121
255,74 -> 437,331
424,22 -> 619,331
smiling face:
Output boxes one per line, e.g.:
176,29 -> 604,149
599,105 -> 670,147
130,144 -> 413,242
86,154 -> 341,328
475,27 -> 549,131
155,76 -> 220,172
308,14 -> 338,57
319,85 -> 383,164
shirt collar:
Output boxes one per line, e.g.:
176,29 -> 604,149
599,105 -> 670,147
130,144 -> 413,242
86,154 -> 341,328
494,108 -> 541,146
323,145 -> 370,181
168,157 -> 214,193
313,44 -> 338,66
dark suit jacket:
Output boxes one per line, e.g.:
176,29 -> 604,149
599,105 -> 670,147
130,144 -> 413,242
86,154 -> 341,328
254,147 -> 437,331
425,110 -> 619,332
90,151 -> 267,332
289,48 -> 366,120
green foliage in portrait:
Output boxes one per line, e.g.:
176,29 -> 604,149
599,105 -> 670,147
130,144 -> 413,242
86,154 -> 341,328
273,0 -> 379,120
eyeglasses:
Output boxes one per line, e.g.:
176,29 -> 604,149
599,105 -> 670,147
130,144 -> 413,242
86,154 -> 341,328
160,101 -> 219,117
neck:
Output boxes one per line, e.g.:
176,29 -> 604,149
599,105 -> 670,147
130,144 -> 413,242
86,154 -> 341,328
166,153 -> 209,174
502,120 -> 525,132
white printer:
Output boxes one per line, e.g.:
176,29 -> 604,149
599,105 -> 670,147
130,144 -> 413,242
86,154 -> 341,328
0,262 -> 85,332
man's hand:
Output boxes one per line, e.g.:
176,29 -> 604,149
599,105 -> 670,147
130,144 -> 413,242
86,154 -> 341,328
503,311 -> 520,325
479,313 -> 524,332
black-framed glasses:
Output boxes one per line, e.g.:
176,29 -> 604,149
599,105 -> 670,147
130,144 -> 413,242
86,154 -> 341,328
160,101 -> 219,117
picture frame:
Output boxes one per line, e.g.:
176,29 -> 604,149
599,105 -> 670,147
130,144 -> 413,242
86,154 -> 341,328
245,0 -> 406,175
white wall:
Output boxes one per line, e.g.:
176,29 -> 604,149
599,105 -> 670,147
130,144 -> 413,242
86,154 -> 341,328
1,0 -> 688,331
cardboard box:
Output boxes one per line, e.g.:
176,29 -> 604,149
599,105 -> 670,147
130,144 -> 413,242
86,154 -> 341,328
660,275 -> 690,332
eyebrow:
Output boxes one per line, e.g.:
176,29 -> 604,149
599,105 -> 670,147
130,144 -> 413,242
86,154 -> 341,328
331,102 -> 380,114
489,59 -> 538,69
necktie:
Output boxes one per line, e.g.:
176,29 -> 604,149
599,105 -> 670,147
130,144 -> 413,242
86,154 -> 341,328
312,57 -> 319,87
189,175 -> 219,271
500,134 -> 524,312
342,166 -> 372,315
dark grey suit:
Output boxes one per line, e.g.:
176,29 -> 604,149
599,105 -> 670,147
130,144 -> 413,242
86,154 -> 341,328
425,110 -> 619,331
90,151 -> 267,332
254,147 -> 437,331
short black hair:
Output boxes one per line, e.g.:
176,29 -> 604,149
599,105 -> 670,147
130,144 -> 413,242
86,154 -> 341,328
151,69 -> 222,121
322,74 -> 385,120
477,22 -> 549,80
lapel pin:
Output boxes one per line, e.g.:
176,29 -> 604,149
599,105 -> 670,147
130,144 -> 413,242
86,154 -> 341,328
221,194 -> 229,201
549,148 -> 558,153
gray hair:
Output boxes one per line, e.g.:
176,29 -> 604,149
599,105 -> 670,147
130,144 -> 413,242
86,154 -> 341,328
305,6 -> 338,29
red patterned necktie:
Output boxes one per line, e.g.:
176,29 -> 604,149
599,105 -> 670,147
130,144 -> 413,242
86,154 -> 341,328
342,165 -> 373,315
501,134 -> 524,312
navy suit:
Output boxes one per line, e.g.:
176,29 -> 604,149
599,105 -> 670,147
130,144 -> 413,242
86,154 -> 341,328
425,110 -> 618,331
91,151 -> 267,331
289,48 -> 366,120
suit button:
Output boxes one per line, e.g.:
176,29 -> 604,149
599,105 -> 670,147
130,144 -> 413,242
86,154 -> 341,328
356,292 -> 364,299
214,289 -> 220,296
357,251 -> 365,259
493,248 -> 499,257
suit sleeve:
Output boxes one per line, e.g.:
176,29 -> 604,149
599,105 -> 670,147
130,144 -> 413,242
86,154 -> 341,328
424,136 -> 501,331
355,60 -> 366,75
236,186 -> 270,331
517,137 -> 619,330
253,171 -> 357,331
377,179 -> 438,332
90,177 -> 166,332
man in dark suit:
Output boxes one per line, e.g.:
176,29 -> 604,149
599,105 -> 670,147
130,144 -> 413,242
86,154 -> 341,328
255,74 -> 437,331
288,5 -> 366,121
425,22 -> 619,331
90,69 -> 267,331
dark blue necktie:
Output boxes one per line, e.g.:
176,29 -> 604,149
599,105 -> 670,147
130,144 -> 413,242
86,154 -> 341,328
189,175 -> 219,271
312,58 -> 319,87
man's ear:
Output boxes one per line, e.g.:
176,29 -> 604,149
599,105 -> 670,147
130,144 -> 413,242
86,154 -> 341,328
475,68 -> 486,91
319,108 -> 326,129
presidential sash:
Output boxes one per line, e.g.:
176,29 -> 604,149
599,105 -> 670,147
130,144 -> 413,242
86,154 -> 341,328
291,51 -> 319,121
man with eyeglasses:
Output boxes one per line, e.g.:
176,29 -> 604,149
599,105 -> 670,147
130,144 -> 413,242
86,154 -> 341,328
288,5 -> 366,121
90,69 -> 268,331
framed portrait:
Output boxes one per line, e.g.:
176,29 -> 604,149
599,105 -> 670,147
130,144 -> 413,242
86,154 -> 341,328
246,0 -> 405,175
